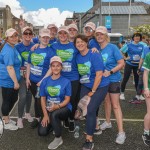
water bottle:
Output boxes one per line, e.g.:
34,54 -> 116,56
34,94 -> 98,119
74,126 -> 80,138
35,87 -> 40,98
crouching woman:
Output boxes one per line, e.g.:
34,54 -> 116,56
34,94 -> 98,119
38,56 -> 72,150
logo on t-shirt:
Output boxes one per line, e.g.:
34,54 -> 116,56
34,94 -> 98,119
31,53 -> 46,66
21,51 -> 29,61
78,61 -> 91,75
102,53 -> 108,65
47,85 -> 61,96
56,49 -> 74,62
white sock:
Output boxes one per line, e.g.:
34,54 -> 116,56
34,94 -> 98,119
144,129 -> 149,135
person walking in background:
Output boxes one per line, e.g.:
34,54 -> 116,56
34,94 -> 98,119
142,52 -> 150,147
26,28 -> 54,129
0,28 -> 21,130
95,26 -> 125,144
15,26 -> 35,128
75,34 -> 109,150
120,33 -> 144,101
38,56 -> 72,150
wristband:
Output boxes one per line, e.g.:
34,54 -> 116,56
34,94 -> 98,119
144,88 -> 149,91
91,89 -> 96,93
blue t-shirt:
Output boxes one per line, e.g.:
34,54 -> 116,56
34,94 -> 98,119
76,50 -> 109,88
88,38 -> 100,50
121,42 -> 144,66
48,38 -> 58,47
101,43 -> 123,82
0,43 -> 21,88
40,76 -> 72,111
15,42 -> 35,67
28,46 -> 54,83
51,41 -> 79,81
32,37 -> 39,44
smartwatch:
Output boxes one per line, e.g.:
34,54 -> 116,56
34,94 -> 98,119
110,70 -> 114,75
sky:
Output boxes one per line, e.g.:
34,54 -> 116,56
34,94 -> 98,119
0,0 -> 149,27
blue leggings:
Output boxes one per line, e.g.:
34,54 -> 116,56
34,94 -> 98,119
80,85 -> 108,136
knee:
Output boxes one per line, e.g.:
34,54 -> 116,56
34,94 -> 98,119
38,124 -> 49,136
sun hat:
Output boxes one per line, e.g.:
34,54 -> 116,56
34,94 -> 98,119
50,56 -> 62,64
95,26 -> 108,34
5,28 -> 18,37
39,28 -> 50,37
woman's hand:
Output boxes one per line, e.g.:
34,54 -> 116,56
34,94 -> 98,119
36,80 -> 42,87
91,47 -> 99,53
144,89 -> 150,98
41,115 -> 50,127
30,44 -> 39,51
14,82 -> 19,90
47,104 -> 59,112
88,91 -> 94,97
103,70 -> 111,77
26,78 -> 31,89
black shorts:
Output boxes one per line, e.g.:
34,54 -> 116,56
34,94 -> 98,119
108,82 -> 120,94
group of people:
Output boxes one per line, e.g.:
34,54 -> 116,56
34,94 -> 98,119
0,21 -> 150,150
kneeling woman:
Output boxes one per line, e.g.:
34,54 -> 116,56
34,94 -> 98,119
75,34 -> 109,150
38,56 -> 72,150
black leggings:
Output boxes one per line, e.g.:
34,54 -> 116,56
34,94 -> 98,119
30,81 -> 43,118
1,87 -> 19,116
38,107 -> 70,137
121,63 -> 139,92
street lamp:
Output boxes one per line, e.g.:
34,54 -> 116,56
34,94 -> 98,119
99,0 -> 102,25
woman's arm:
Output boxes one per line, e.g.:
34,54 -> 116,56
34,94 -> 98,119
103,59 -> 124,77
88,71 -> 103,97
7,66 -> 19,90
41,96 -> 49,127
143,69 -> 150,98
26,63 -> 31,89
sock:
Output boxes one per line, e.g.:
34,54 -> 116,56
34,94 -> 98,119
144,129 -> 149,135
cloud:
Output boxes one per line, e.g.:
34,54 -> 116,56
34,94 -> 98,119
0,0 -> 73,27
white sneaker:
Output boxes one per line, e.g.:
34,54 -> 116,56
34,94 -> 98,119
135,95 -> 140,100
100,121 -> 112,130
48,137 -> 63,149
116,132 -> 126,144
139,95 -> 145,101
4,122 -> 18,130
120,93 -> 125,100
17,118 -> 23,128
96,118 -> 101,126
9,119 -> 16,125
25,113 -> 33,122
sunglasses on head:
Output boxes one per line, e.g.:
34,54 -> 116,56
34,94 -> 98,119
23,32 -> 33,35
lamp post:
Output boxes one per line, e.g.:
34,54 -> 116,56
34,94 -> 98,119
128,0 -> 131,36
99,0 -> 102,25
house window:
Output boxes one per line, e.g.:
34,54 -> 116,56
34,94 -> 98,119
0,12 -> 3,17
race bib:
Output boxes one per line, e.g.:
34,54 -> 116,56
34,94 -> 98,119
47,97 -> 60,104
80,75 -> 90,84
62,62 -> 72,72
133,55 -> 140,61
30,65 -> 43,76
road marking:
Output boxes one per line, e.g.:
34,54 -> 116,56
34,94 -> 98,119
9,117 -> 144,122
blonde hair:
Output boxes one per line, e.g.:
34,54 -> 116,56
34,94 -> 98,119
94,33 -> 110,43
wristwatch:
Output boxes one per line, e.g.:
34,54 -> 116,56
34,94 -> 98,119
110,70 -> 114,75
91,89 -> 96,93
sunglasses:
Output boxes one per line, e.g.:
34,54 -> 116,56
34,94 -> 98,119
23,32 -> 33,35
85,27 -> 93,32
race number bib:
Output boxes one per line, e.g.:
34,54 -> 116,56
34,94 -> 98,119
30,65 -> 43,76
80,75 -> 90,84
62,62 -> 72,72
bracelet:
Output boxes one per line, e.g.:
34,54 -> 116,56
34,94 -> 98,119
91,89 -> 96,93
144,88 -> 149,91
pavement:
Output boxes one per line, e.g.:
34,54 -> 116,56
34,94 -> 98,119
0,77 -> 149,150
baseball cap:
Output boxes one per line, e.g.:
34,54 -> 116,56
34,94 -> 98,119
84,22 -> 96,31
95,26 -> 108,34
58,26 -> 69,34
39,28 -> 50,37
68,24 -> 78,31
50,56 -> 62,65
22,26 -> 33,34
5,28 -> 18,37
47,24 -> 58,30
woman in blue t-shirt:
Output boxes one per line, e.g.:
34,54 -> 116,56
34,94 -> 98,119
50,26 -> 80,132
74,34 -> 109,150
0,28 -> 21,131
26,28 -> 54,129
95,26 -> 125,144
15,26 -> 35,128
120,32 -> 144,101
38,56 -> 72,150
